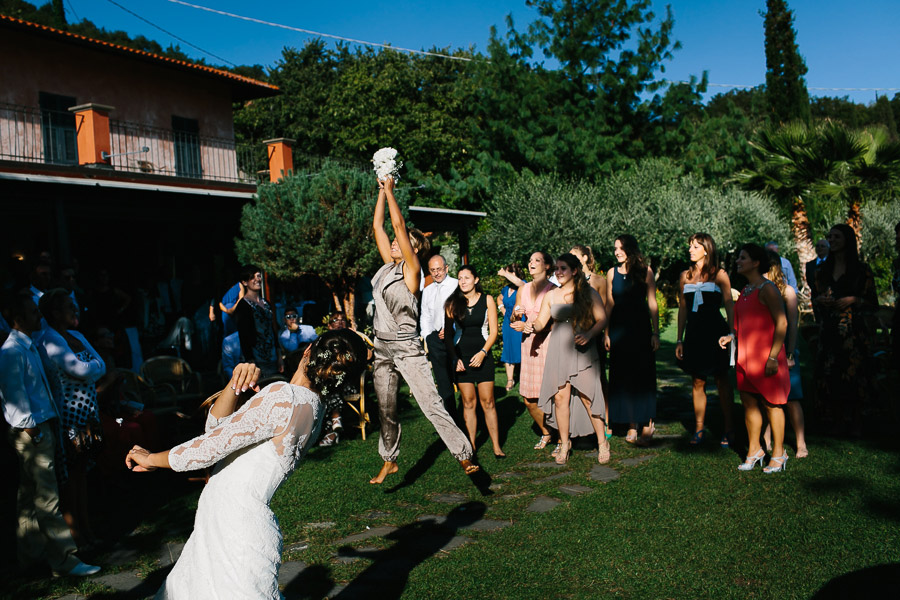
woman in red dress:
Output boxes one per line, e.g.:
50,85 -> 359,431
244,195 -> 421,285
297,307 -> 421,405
719,244 -> 790,474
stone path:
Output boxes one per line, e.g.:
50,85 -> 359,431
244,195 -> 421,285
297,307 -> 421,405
69,445 -> 665,599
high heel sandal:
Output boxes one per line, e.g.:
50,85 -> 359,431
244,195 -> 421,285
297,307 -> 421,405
737,449 -> 765,471
534,434 -> 552,450
551,442 -> 561,457
763,452 -> 788,474
555,441 -> 571,465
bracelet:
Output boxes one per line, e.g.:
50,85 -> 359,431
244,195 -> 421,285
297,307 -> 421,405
479,349 -> 487,355
676,340 -> 683,344
767,357 -> 777,362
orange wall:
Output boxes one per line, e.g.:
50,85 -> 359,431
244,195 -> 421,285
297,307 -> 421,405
0,28 -> 235,140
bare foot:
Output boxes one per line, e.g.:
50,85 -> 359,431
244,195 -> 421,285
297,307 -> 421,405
795,446 -> 809,458
369,461 -> 399,484
459,459 -> 480,474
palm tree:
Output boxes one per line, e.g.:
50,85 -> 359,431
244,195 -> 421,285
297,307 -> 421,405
737,120 -> 900,291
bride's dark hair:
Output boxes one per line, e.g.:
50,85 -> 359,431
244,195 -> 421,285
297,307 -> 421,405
305,329 -> 365,397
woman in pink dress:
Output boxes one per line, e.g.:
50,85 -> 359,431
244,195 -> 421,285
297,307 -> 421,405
510,251 -> 555,449
719,244 -> 790,474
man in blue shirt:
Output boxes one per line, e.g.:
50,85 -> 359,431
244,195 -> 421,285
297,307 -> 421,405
0,292 -> 100,577
279,307 -> 318,353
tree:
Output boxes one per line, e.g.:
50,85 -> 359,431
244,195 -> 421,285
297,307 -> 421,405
234,162 -> 409,326
762,0 -> 809,122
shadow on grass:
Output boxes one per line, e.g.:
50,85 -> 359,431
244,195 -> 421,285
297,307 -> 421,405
86,564 -> 173,599
384,438 -> 494,497
282,564 -> 335,600
811,563 -> 900,598
334,502 -> 486,600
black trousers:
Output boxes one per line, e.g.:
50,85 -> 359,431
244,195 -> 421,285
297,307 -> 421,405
425,331 -> 458,420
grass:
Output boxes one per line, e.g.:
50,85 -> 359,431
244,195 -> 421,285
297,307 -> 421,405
4,320 -> 900,599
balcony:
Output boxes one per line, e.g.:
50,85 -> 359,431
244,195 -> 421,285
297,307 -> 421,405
0,102 -> 263,185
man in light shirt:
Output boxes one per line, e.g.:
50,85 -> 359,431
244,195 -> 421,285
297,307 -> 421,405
0,292 -> 100,577
420,255 -> 458,418
766,241 -> 798,292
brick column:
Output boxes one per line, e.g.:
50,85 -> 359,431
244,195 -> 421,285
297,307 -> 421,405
264,137 -> 295,182
68,103 -> 115,166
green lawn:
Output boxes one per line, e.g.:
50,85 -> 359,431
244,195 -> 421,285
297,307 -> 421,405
7,321 -> 900,599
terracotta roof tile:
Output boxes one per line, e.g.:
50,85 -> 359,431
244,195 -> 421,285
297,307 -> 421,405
0,14 -> 279,96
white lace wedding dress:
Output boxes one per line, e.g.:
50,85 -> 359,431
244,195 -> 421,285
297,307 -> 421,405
155,382 -> 323,600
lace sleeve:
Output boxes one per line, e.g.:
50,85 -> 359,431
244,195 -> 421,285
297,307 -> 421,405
169,383 -> 295,472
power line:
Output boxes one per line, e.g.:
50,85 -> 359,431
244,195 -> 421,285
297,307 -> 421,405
667,81 -> 900,93
64,0 -> 80,22
163,0 -> 476,62
105,0 -> 237,66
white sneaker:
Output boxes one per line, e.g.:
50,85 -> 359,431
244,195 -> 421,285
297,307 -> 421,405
56,560 -> 101,577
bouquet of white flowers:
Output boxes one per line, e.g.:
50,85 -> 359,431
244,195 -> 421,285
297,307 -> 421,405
372,147 -> 403,181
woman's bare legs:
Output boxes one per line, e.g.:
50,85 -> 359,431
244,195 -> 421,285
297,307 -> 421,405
524,398 -> 550,438
554,383 -> 572,463
505,363 -> 516,390
765,403 -> 786,467
458,382 -> 479,448
579,392 -> 610,462
741,392 -> 764,458
716,373 -> 735,434
786,400 -> 808,457
477,381 -> 503,456
692,377 -> 707,434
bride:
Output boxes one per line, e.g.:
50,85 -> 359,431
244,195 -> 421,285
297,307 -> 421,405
126,329 -> 363,599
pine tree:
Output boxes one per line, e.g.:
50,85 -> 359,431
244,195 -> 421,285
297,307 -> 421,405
762,0 -> 809,123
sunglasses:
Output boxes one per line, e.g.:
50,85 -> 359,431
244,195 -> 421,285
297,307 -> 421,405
285,314 -> 299,320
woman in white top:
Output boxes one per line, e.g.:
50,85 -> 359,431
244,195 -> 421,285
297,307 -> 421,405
38,288 -> 106,549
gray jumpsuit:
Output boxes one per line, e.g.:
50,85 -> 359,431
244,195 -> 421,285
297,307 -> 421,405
371,261 -> 473,462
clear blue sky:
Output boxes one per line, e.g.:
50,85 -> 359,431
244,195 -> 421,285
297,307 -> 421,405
66,0 -> 899,104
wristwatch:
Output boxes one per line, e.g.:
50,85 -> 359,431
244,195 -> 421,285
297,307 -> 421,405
32,431 -> 44,445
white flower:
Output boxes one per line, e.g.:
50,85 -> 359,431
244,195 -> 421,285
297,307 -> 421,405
372,147 -> 403,181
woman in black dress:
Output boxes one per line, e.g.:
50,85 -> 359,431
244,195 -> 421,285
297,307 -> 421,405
814,223 -> 878,436
605,235 -> 659,446
445,265 -> 503,457
675,233 -> 736,446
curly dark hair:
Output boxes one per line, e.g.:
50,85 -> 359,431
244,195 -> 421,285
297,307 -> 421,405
304,329 -> 366,398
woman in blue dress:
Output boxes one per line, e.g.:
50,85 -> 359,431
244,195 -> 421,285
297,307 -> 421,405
497,263 -> 524,391
675,233 -> 736,447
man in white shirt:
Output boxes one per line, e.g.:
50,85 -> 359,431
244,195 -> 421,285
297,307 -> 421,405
420,255 -> 459,418
766,241 -> 798,292
0,292 -> 100,577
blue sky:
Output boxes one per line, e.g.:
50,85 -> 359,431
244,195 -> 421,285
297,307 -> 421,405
66,0 -> 899,104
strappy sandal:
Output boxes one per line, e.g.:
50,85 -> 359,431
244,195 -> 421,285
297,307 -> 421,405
551,442 -> 561,457
318,432 -> 339,447
459,459 -> 480,475
534,434 -> 552,450
597,440 -> 611,464
555,441 -> 571,465
689,429 -> 706,446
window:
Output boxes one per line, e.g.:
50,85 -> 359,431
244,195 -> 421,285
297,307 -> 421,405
39,92 -> 77,165
172,115 -> 201,178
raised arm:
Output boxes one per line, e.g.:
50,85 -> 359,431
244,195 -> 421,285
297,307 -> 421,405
383,179 -> 422,294
373,184 -> 392,264
219,283 -> 245,315
498,268 -> 525,288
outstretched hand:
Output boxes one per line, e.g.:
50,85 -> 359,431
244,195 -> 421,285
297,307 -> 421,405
126,445 -> 156,472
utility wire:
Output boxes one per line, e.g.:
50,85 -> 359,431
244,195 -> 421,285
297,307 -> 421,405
105,0 -> 237,66
163,0 -> 476,62
64,0 -> 80,22
669,81 -> 900,93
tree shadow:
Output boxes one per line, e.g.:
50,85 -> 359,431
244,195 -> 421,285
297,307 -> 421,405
811,563 -> 900,598
334,502 -> 486,600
